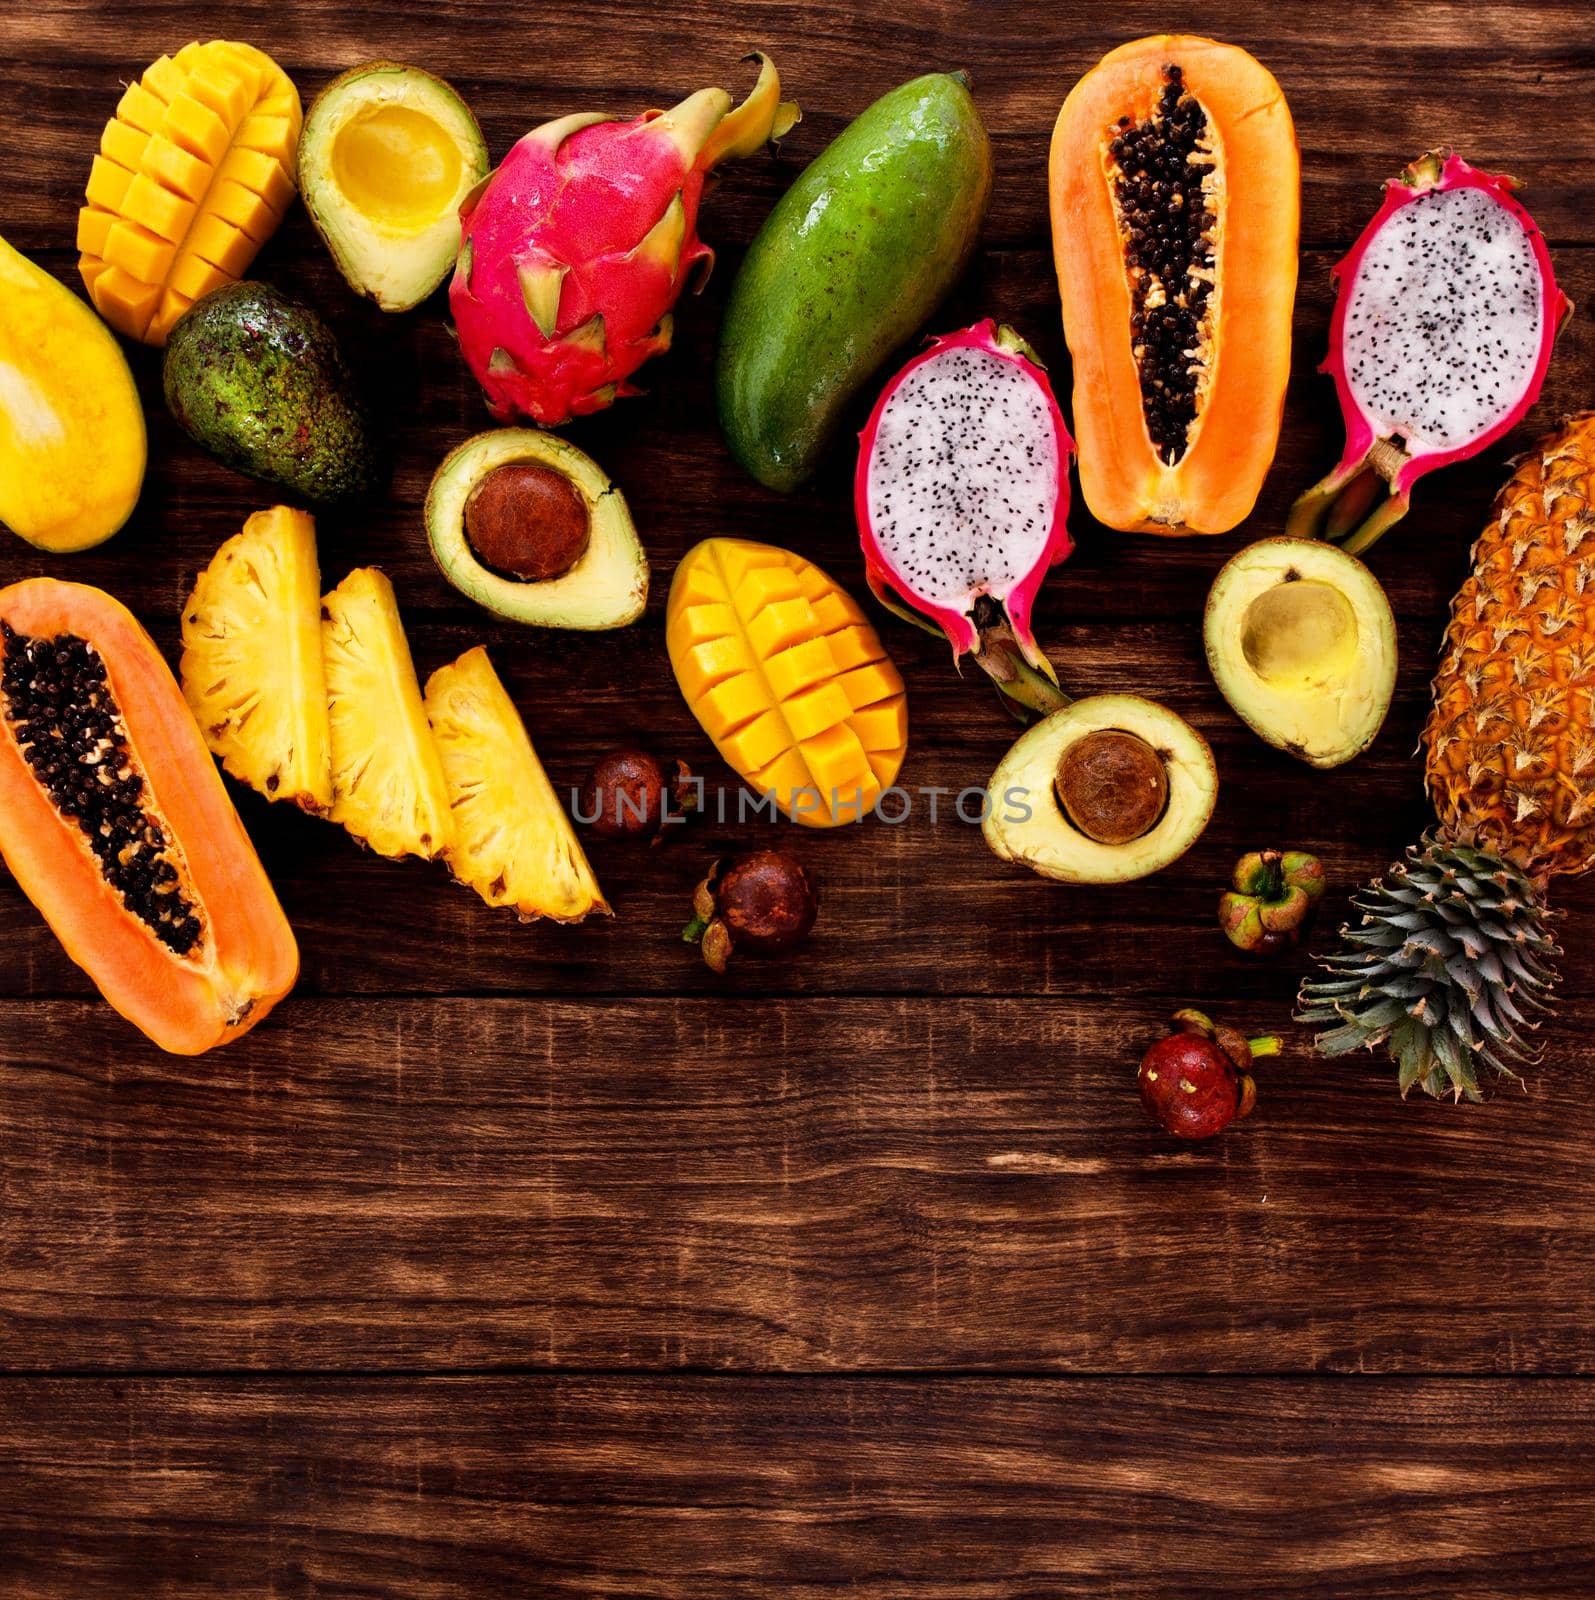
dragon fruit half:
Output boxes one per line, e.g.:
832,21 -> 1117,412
450,55 -> 798,426
1289,150 -> 1572,554
855,320 -> 1074,715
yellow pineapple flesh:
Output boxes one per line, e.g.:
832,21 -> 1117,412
180,504 -> 332,811
321,568 -> 453,860
1425,411 -> 1595,882
424,646 -> 608,923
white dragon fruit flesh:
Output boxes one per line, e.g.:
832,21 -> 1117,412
1290,149 -> 1572,553
855,320 -> 1074,713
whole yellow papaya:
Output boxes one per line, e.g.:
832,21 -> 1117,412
0,234 -> 146,553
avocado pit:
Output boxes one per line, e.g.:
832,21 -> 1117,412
1053,727 -> 1168,846
1240,577 -> 1358,688
463,461 -> 592,583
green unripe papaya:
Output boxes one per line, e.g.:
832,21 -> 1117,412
716,72 -> 992,492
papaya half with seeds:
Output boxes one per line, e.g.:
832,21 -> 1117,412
1049,35 -> 1299,534
0,579 -> 297,1054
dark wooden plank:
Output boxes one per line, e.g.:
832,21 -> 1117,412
3,1374 -> 1594,1598
5,996 -> 1595,1372
4,1 -> 1594,252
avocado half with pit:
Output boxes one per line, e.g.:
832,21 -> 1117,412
426,428 -> 648,630
1204,537 -> 1396,768
298,62 -> 488,312
984,695 -> 1217,884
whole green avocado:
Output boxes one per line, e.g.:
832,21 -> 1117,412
716,73 -> 992,493
162,282 -> 382,504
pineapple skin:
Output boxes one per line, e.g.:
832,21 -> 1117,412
1424,412 -> 1595,882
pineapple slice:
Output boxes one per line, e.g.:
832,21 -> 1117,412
321,568 -> 453,860
424,646 -> 609,922
180,504 -> 333,811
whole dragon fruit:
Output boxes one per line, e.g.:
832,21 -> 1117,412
855,320 -> 1074,714
450,55 -> 798,426
1289,150 -> 1572,554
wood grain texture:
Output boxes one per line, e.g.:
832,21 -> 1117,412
4,1375 -> 1595,1598
4,0 -> 1595,1592
6,996 -> 1595,1373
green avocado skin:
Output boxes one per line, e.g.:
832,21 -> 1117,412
716,73 -> 993,493
162,282 -> 381,505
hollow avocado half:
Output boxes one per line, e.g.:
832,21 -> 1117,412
1204,537 -> 1397,769
984,695 -> 1217,885
298,62 -> 488,313
425,429 -> 649,631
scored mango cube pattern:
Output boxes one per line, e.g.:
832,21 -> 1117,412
77,40 -> 301,346
667,539 -> 908,827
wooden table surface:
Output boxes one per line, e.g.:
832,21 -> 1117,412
5,1 -> 1595,1593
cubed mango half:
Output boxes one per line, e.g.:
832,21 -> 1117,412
666,539 -> 908,827
77,40 -> 301,345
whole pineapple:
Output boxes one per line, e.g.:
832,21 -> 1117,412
1298,413 -> 1595,1101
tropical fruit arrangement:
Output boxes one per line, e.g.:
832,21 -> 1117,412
0,31 -> 1583,1135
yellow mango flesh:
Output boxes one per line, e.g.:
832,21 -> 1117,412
0,234 -> 146,552
667,539 -> 908,827
78,40 -> 301,346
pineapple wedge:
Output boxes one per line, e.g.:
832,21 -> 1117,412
181,504 -> 333,811
322,568 -> 453,860
424,646 -> 609,922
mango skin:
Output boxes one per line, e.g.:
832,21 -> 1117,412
162,281 -> 381,505
0,233 -> 146,552
716,73 -> 992,492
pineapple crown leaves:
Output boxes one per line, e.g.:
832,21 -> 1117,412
1296,834 -> 1561,1103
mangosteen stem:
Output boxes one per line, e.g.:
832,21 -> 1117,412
1257,850 -> 1284,900
1247,1035 -> 1282,1058
682,912 -> 710,944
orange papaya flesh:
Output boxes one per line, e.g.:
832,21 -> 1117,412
0,579 -> 297,1053
1049,34 -> 1299,534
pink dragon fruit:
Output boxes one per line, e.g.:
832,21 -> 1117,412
450,55 -> 798,426
1289,150 -> 1572,553
855,320 -> 1074,715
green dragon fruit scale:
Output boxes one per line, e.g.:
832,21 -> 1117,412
450,55 -> 798,426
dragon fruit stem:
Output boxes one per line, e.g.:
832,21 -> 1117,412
1286,461 -> 1410,553
663,53 -> 798,171
974,640 -> 1070,717
1337,489 -> 1415,557
871,578 -> 1068,719
1322,468 -> 1384,541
